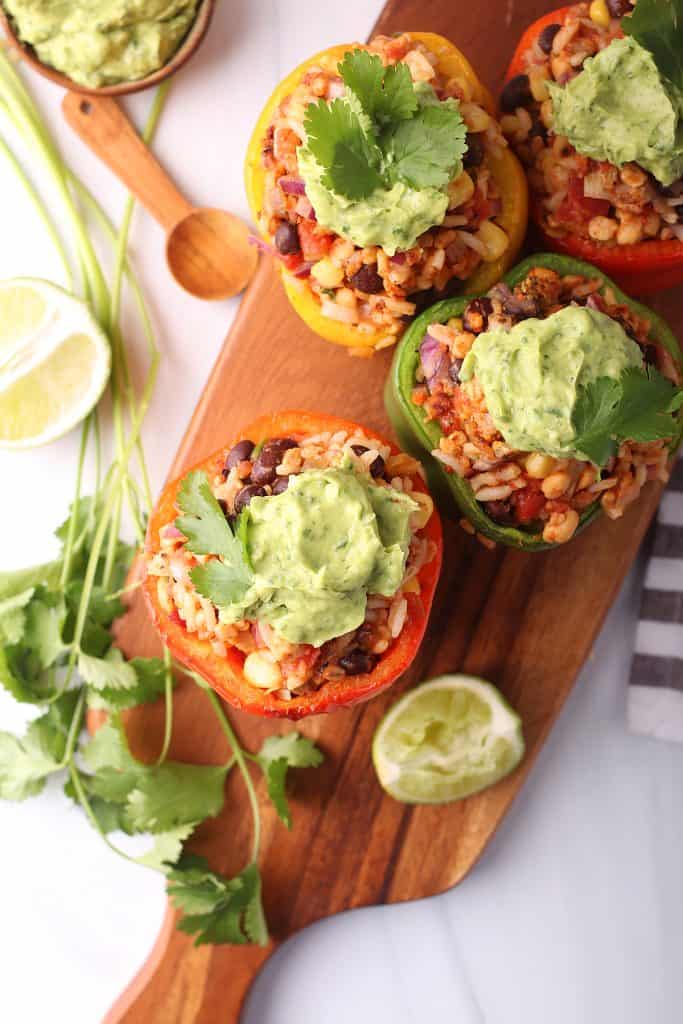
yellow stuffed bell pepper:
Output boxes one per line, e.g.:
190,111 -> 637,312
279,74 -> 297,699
245,31 -> 528,353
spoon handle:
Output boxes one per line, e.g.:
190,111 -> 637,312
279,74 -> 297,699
62,93 -> 194,232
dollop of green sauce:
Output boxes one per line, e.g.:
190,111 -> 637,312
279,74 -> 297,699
4,0 -> 200,88
298,84 -> 458,255
460,305 -> 643,460
218,465 -> 418,648
548,35 -> 683,187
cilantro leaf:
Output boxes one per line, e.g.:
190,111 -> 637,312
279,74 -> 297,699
623,0 -> 683,91
25,594 -> 66,669
338,49 -> 417,124
257,732 -> 324,829
617,366 -> 683,441
167,857 -> 268,946
0,691 -> 80,801
190,560 -> 252,608
0,587 -> 34,645
571,375 -> 622,465
383,103 -> 467,190
0,644 -> 57,705
572,367 -> 682,465
78,647 -> 138,691
80,720 -> 228,833
125,762 -> 227,833
87,656 -> 172,712
0,561 -> 61,603
304,99 -> 383,200
176,471 -> 251,605
135,824 -> 196,871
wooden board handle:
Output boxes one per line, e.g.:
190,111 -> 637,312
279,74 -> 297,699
62,93 -> 193,231
104,908 -> 275,1022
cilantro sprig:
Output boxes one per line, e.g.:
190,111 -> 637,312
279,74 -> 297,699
176,470 -> 252,605
0,56 -> 324,952
572,366 -> 683,466
304,50 -> 467,200
623,0 -> 683,91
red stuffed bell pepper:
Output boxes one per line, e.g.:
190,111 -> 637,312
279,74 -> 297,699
501,3 -> 683,294
143,411 -> 442,719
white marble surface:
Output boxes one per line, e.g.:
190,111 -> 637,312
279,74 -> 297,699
1,2 -> 682,1022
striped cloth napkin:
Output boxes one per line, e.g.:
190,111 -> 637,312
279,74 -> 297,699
628,458 -> 683,742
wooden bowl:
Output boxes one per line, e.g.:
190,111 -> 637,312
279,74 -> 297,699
0,0 -> 215,96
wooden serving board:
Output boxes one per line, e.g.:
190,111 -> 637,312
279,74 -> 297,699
109,1 -> 681,1020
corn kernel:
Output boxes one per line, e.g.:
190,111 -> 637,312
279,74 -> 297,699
311,258 -> 345,289
447,171 -> 475,209
243,651 -> 282,690
476,220 -> 509,262
525,453 -> 556,478
589,0 -> 610,28
460,102 -> 490,133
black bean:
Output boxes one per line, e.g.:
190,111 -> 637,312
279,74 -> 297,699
339,649 -> 377,675
351,444 -> 385,478
463,296 -> 493,333
250,459 -> 276,486
500,74 -> 532,113
223,439 -> 255,477
486,500 -> 514,525
271,475 -> 290,495
349,264 -> 384,294
234,484 -> 267,513
538,23 -> 561,54
607,0 -> 630,15
449,358 -> 464,383
463,134 -> 484,168
259,437 -> 298,467
274,222 -> 300,255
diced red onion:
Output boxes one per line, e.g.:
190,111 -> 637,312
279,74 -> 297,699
295,195 -> 316,220
292,261 -> 313,277
279,175 -> 306,196
161,524 -> 185,540
420,332 -> 450,385
390,252 -> 407,264
585,293 -> 607,312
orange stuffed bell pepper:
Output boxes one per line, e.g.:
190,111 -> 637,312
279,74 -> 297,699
245,32 -> 527,354
501,3 -> 683,295
143,411 -> 442,719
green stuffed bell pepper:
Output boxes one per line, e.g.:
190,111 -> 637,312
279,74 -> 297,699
386,253 -> 683,550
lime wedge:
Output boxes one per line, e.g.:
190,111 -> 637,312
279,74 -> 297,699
372,674 -> 525,804
0,278 -> 110,449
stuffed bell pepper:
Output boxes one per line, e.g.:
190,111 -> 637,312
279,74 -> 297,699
143,412 -> 442,718
245,32 -> 527,354
500,1 -> 683,294
387,254 -> 682,550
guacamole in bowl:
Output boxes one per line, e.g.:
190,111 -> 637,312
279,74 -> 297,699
2,0 -> 204,89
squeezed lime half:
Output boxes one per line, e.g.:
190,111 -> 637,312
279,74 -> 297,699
372,674 -> 525,804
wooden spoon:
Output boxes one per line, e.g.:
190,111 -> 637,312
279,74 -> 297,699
62,93 -> 258,301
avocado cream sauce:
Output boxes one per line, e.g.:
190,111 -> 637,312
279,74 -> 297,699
460,305 -> 643,461
548,35 -> 683,187
298,83 -> 460,255
4,0 -> 200,88
218,465 -> 418,648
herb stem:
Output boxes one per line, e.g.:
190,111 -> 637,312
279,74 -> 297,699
154,647 -> 175,767
202,687 -> 261,862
